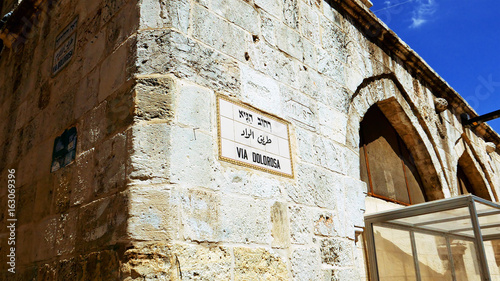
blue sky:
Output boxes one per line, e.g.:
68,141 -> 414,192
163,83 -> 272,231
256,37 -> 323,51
370,0 -> 500,133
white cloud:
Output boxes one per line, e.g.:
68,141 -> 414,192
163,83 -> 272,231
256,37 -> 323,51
410,0 -> 437,28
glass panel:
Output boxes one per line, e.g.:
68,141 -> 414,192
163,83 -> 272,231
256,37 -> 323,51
480,227 -> 500,237
414,233 -> 453,280
391,207 -> 471,229
455,230 -> 475,238
373,224 -> 416,280
449,239 -> 482,281
426,218 -> 473,233
475,201 -> 500,214
484,240 -> 500,280
478,213 -> 500,226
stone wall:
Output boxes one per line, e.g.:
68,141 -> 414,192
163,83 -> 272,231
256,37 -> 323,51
0,0 -> 138,279
0,0 -> 499,280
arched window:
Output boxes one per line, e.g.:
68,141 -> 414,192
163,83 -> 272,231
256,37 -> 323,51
359,104 -> 427,205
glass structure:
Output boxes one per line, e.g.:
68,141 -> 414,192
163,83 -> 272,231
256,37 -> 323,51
365,195 -> 500,281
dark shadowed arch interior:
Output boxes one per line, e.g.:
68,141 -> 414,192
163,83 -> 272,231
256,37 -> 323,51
457,151 -> 492,200
360,104 -> 427,205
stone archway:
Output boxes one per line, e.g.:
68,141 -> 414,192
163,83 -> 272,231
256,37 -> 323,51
346,74 -> 446,201
456,142 -> 494,200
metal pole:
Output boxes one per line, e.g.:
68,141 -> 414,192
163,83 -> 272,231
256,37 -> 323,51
365,222 -> 380,281
445,235 -> 457,281
410,230 -> 422,281
463,109 -> 500,127
468,197 -> 491,280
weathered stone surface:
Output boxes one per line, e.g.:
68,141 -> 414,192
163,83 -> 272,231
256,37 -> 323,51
175,81 -> 213,131
219,195 -> 272,244
271,201 -> 291,248
320,238 -> 354,267
121,243 -> 232,280
234,247 -> 288,280
290,247 -> 320,281
289,205 -> 313,244
137,30 -> 241,93
169,126 -> 215,187
128,124 -> 170,183
180,188 -> 220,242
212,0 -> 260,34
192,4 -> 251,61
128,185 -> 178,241
135,76 -> 175,121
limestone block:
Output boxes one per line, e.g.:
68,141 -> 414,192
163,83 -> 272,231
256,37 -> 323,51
260,11 -> 277,46
321,18 -> 347,63
70,148 -> 94,206
234,247 -> 289,280
344,148 -> 360,179
33,177 -> 54,222
75,0 -> 102,20
281,84 -> 318,129
299,1 -> 319,44
180,188 -> 220,242
326,268 -> 360,281
315,136 -> 346,174
240,63 -> 282,115
55,210 -> 78,256
121,243 -> 232,280
140,0 -> 190,33
271,201 -> 291,248
192,4 -> 250,61
290,247 -> 320,281
320,238 -> 353,267
212,0 -> 260,34
135,76 -> 175,121
139,0 -> 161,29
101,0 -> 129,26
169,126 -> 215,187
17,184 -> 36,224
105,85 -> 135,135
322,4 -> 343,27
174,244 -> 232,280
275,23 -> 315,67
255,0 -> 282,20
137,30 -> 241,93
34,216 -> 58,262
52,168 -> 73,214
99,37 -> 135,102
313,210 -> 342,238
74,66 -> 99,119
128,185 -> 178,241
283,0 -> 299,29
80,28 -> 107,78
317,103 -> 347,144
294,163 -> 342,208
94,132 -> 127,196
248,40 -> 299,87
176,81 -> 212,131
219,195 -> 271,244
297,67 -> 327,100
344,177 -> 366,228
128,124 -> 170,183
289,205 -> 313,244
76,193 -> 128,252
219,170 -> 282,198
106,0 -> 140,51
78,101 -> 107,153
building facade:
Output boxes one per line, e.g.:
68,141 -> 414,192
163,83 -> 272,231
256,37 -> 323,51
0,0 -> 499,279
